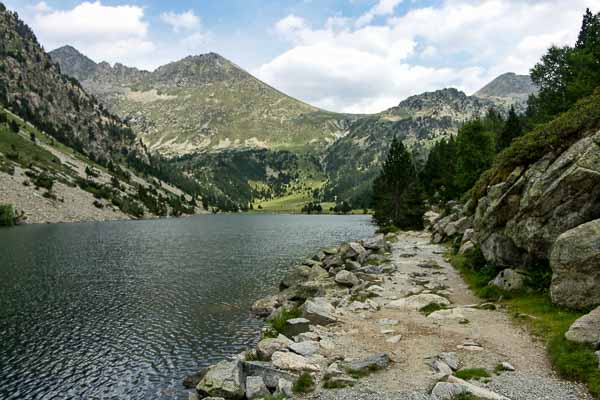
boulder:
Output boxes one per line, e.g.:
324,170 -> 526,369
551,219 -> 600,309
275,378 -> 294,398
308,265 -> 329,281
446,376 -> 510,400
245,376 -> 269,400
294,331 -> 320,342
362,234 -> 386,251
462,228 -> 475,245
445,216 -> 472,238
279,265 -> 311,290
565,307 -> 600,344
458,241 -> 475,255
480,233 -> 526,268
303,298 -> 337,325
289,340 -> 320,357
431,359 -> 453,376
335,270 -> 360,287
437,352 -> 459,371
282,318 -> 310,338
344,260 -> 361,271
345,353 -> 390,372
386,294 -> 450,311
323,255 -> 344,270
196,360 -> 245,400
431,382 -> 468,400
302,259 -> 322,267
183,369 -> 207,389
340,242 -> 367,261
271,351 -> 320,372
256,335 -> 293,361
488,269 -> 526,291
251,296 -> 280,318
242,361 -> 298,389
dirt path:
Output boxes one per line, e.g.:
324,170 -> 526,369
307,231 -> 592,400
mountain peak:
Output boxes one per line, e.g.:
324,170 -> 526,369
474,72 -> 537,101
49,45 -> 97,81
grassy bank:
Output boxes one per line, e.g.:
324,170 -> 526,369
448,249 -> 600,398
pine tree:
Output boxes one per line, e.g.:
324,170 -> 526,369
372,137 -> 424,230
496,106 -> 523,152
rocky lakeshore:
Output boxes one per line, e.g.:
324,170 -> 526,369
184,231 -> 594,400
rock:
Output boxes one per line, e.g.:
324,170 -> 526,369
303,297 -> 337,325
282,318 -> 311,338
551,219 -> 600,309
183,369 -> 207,389
377,318 -> 399,326
387,294 -> 450,311
245,376 -> 269,400
302,259 -> 322,267
565,307 -> 600,344
445,216 -> 471,238
480,232 -> 526,268
596,351 -> 600,369
242,361 -> 298,389
458,240 -> 475,255
280,265 -> 311,290
462,228 -> 475,245
362,234 -> 386,251
386,335 -> 402,344
271,351 -> 320,372
346,353 -> 390,372
445,376 -> 511,399
289,341 -> 320,357
340,241 -> 367,261
323,254 -> 344,270
275,378 -> 294,397
366,285 -> 384,294
501,362 -> 516,371
325,362 -> 344,377
437,352 -> 459,371
256,335 -> 293,361
323,247 -> 338,255
335,270 -> 360,287
308,265 -> 329,281
432,359 -> 453,376
358,265 -> 386,274
344,260 -> 361,271
196,360 -> 245,400
488,269 -> 526,291
324,375 -> 357,388
347,300 -> 378,312
251,296 -> 280,318
294,331 -> 320,342
431,382 -> 468,400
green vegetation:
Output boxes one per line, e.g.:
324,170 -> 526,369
261,395 -> 287,400
292,372 -> 315,394
264,307 -> 302,337
372,136 -> 425,230
420,303 -> 447,316
454,368 -> 491,381
344,363 -> 384,379
0,204 -> 16,226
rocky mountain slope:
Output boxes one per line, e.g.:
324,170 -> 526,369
50,46 -> 352,156
323,89 -> 497,206
474,72 -> 537,110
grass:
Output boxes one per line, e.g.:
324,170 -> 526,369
448,246 -> 600,398
292,372 -> 315,394
420,303 -> 447,316
0,125 -> 66,174
454,368 -> 491,381
344,364 -> 383,379
323,377 -> 355,389
265,307 -> 302,337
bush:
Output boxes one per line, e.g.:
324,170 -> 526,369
33,172 -> 54,191
292,372 -> 315,394
0,204 -> 16,227
454,368 -> 491,381
268,307 -> 302,335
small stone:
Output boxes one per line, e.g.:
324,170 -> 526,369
377,318 -> 399,326
380,329 -> 395,334
386,335 -> 402,344
335,270 -> 360,287
501,362 -> 515,371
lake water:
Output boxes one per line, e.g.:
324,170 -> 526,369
0,214 -> 374,399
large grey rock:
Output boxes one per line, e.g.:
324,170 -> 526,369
437,352 -> 459,371
551,219 -> 600,309
282,318 -> 310,338
386,294 -> 450,311
474,132 -> 600,269
275,378 -> 294,398
335,270 -> 360,287
565,307 -> 600,344
431,382 -> 468,400
289,340 -> 320,357
279,265 -> 311,290
445,216 -> 472,238
362,234 -> 386,251
308,265 -> 329,281
196,360 -> 245,399
303,297 -> 337,325
462,228 -> 475,245
344,260 -> 361,271
345,353 -> 390,372
256,335 -> 292,361
271,351 -> 320,372
458,240 -> 475,255
242,361 -> 298,389
245,376 -> 269,400
340,241 -> 367,261
489,269 -> 526,291
251,296 -> 280,318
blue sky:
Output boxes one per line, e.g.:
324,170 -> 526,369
7,0 -> 599,113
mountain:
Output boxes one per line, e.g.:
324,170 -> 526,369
49,47 -> 351,157
474,72 -> 537,109
0,4 -> 201,222
322,88 -> 497,206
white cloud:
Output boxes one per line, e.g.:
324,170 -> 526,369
258,0 -> 600,113
32,1 -> 51,14
160,10 -> 200,32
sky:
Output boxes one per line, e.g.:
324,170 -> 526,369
7,0 -> 600,113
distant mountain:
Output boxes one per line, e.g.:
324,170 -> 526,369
474,72 -> 537,109
322,88 -> 496,206
50,46 -> 351,157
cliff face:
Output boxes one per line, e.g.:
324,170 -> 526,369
471,90 -> 600,309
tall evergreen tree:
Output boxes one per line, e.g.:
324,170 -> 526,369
496,106 -> 523,152
372,137 -> 424,230
453,119 -> 496,194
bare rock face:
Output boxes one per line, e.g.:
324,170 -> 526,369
302,298 -> 337,325
196,360 -> 245,399
551,219 -> 600,309
565,307 -> 600,344
474,131 -> 600,272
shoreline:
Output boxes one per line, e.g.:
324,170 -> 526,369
184,230 -> 594,400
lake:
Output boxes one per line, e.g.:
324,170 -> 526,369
0,214 -> 374,399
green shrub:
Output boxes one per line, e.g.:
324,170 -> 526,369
269,307 -> 302,335
0,204 -> 16,227
33,172 -> 54,191
420,303 -> 447,316
292,372 -> 315,394
454,368 -> 491,381
376,225 -> 400,234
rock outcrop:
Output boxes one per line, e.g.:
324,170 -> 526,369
565,307 -> 600,345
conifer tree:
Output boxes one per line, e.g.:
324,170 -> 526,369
497,106 -> 523,152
